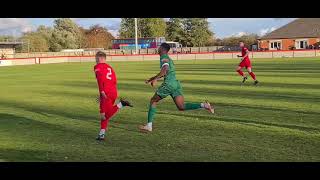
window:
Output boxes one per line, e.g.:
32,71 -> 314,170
270,41 -> 281,50
295,39 -> 308,49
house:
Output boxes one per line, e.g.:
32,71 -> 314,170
0,41 -> 23,58
258,18 -> 320,50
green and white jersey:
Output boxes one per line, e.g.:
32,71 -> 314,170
160,54 -> 177,84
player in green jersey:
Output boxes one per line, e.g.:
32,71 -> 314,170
139,43 -> 214,132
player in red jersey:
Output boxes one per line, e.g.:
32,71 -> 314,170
94,51 -> 133,141
236,41 -> 259,85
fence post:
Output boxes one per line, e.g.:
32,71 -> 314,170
315,49 -> 317,57
212,52 -> 215,60
272,51 -> 274,58
293,50 -> 294,58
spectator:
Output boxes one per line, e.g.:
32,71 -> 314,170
173,47 -> 177,54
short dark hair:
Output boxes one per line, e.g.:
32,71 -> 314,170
160,43 -> 171,52
239,41 -> 244,43
96,51 -> 107,59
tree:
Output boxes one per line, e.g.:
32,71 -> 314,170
181,18 -> 214,47
84,25 -> 115,49
165,18 -> 184,43
0,35 -> 15,42
139,18 -> 166,37
165,18 -> 214,47
119,18 -> 135,38
119,18 -> 166,38
20,32 -> 49,52
49,18 -> 83,51
37,25 -> 53,41
215,33 -> 259,46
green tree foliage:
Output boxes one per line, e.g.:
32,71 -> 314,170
18,26 -> 53,52
37,25 -> 53,42
139,18 -> 166,37
181,18 -> 214,47
165,18 -> 184,43
166,18 -> 214,47
119,18 -> 166,38
119,18 -> 135,38
215,34 -> 259,46
20,32 -> 49,52
49,18 -> 82,51
0,35 -> 15,42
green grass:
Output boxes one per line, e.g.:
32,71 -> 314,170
0,57 -> 320,162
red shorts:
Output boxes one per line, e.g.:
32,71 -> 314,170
239,59 -> 251,68
99,93 -> 117,113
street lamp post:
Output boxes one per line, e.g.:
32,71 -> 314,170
135,18 -> 138,54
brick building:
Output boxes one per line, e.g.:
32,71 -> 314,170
258,18 -> 320,50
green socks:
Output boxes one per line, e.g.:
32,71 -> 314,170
148,105 -> 157,123
147,103 -> 201,123
184,103 -> 202,110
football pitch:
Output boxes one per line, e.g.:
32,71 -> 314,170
0,57 -> 319,162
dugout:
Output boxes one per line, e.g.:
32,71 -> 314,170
0,41 -> 23,59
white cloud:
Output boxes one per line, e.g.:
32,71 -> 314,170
235,32 -> 247,37
227,31 -> 248,37
0,18 -> 34,36
108,29 -> 119,37
259,27 -> 276,36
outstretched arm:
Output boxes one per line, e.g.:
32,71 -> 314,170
145,59 -> 169,87
145,65 -> 169,86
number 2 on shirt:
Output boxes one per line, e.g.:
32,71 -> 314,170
106,68 -> 112,80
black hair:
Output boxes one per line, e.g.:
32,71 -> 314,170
160,43 -> 171,52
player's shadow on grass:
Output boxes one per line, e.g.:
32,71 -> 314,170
157,111 -> 320,133
0,113 -> 93,136
0,99 -> 97,122
59,80 -> 151,93
183,79 -> 320,91
120,80 -> 320,105
0,113 -> 97,161
56,80 -> 97,89
109,123 -> 141,134
217,102 -> 320,116
0,148 -> 52,162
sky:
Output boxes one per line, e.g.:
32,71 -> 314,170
0,18 -> 296,38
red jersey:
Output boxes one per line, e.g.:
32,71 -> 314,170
241,47 -> 250,61
94,63 -> 118,98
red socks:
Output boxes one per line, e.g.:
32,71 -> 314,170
237,69 -> 257,81
249,72 -> 256,80
100,119 -> 109,130
100,105 -> 119,131
237,70 -> 244,76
